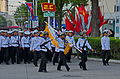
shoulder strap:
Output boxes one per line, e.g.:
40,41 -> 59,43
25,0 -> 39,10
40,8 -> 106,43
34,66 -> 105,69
82,39 -> 87,49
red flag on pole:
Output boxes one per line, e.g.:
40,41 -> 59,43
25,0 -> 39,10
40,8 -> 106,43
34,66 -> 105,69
25,2 -> 34,19
65,16 -> 75,31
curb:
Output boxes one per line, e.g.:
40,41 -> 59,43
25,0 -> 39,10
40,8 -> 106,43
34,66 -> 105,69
88,58 -> 120,64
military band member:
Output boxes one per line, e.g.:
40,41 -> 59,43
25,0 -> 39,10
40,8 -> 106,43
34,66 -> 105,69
77,32 -> 93,70
66,31 -> 75,62
57,33 -> 70,71
101,31 -> 111,66
21,31 -> 31,64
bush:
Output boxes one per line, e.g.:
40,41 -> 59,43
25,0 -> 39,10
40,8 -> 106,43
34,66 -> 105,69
75,37 -> 120,60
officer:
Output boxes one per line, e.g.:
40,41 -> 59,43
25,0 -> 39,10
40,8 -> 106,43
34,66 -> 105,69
76,32 -> 93,70
43,31 -> 52,62
0,30 -> 9,65
10,29 -> 20,64
65,31 -> 75,62
101,31 -> 111,66
21,31 -> 31,64
57,33 -> 70,71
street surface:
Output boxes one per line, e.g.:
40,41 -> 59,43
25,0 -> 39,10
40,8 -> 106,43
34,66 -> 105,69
0,59 -> 120,79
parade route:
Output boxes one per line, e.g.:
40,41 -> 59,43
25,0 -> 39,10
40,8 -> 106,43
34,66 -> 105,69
0,59 -> 120,79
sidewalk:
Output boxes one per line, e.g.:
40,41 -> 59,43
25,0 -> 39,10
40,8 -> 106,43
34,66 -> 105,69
88,57 -> 120,64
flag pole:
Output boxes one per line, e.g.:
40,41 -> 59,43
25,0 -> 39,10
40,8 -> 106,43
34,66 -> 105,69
48,0 -> 50,27
53,0 -> 56,28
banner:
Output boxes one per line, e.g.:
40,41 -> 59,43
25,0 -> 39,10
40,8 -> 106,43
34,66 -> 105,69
44,24 -> 59,48
25,2 -> 34,19
41,3 -> 56,12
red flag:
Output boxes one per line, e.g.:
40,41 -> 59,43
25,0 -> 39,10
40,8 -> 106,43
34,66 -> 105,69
100,19 -> 109,27
77,5 -> 87,16
25,2 -> 34,19
65,16 -> 75,31
77,5 -> 89,25
86,24 -> 92,35
67,10 -> 77,25
74,13 -> 82,32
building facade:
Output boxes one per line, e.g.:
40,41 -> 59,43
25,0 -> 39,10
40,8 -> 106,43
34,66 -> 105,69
0,0 -> 8,12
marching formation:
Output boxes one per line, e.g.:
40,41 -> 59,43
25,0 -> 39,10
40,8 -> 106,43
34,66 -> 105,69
0,29 -> 111,73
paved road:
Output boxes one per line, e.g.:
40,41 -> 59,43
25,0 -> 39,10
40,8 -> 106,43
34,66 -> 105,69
0,59 -> 120,79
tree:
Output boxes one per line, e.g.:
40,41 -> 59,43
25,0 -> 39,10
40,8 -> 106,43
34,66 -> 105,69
91,0 -> 100,37
14,4 -> 28,26
7,20 -> 13,26
0,15 -> 7,27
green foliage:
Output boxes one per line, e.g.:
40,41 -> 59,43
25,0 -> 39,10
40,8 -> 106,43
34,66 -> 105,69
0,15 -> 7,27
14,4 -> 28,26
75,37 -> 120,59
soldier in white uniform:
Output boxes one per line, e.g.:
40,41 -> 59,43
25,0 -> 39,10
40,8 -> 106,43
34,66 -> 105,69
10,30 -> 20,64
57,33 -> 70,71
0,30 -> 9,65
65,31 -> 75,62
21,31 -> 31,64
101,31 -> 111,66
77,32 -> 93,70
43,32 -> 52,62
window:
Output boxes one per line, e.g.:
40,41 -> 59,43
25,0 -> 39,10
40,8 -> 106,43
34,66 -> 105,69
116,26 -> 119,33
116,16 -> 120,23
116,0 -> 120,3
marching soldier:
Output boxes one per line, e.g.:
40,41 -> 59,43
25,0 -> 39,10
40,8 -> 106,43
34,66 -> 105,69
101,31 -> 111,66
21,31 -> 31,64
66,31 -> 75,62
76,32 -> 93,70
43,32 -> 52,62
30,30 -> 41,67
10,30 -> 20,64
0,30 -> 9,65
57,33 -> 70,71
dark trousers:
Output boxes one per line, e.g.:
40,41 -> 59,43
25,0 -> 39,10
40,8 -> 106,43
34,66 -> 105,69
33,51 -> 41,66
79,51 -> 87,70
39,51 -> 47,71
53,52 -> 59,65
66,48 -> 72,62
23,48 -> 31,63
57,51 -> 70,71
1,47 -> 9,64
11,47 -> 19,64
101,50 -> 111,65
0,49 -> 4,63
19,47 -> 24,63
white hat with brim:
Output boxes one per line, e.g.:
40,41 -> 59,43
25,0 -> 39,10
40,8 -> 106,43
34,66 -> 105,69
8,31 -> 13,34
24,31 -> 31,35
13,29 -> 18,32
33,30 -> 38,34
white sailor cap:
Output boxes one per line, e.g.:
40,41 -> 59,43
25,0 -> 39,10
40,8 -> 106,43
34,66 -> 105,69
68,30 -> 73,33
19,31 -> 24,33
33,30 -> 38,34
7,31 -> 13,34
3,30 -> 8,33
0,30 -> 4,33
13,29 -> 18,32
24,31 -> 31,35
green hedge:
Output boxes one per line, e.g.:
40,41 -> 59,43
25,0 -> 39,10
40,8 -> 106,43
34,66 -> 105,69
75,37 -> 120,60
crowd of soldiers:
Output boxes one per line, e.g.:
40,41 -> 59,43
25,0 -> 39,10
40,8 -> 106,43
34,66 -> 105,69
0,29 -> 111,72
